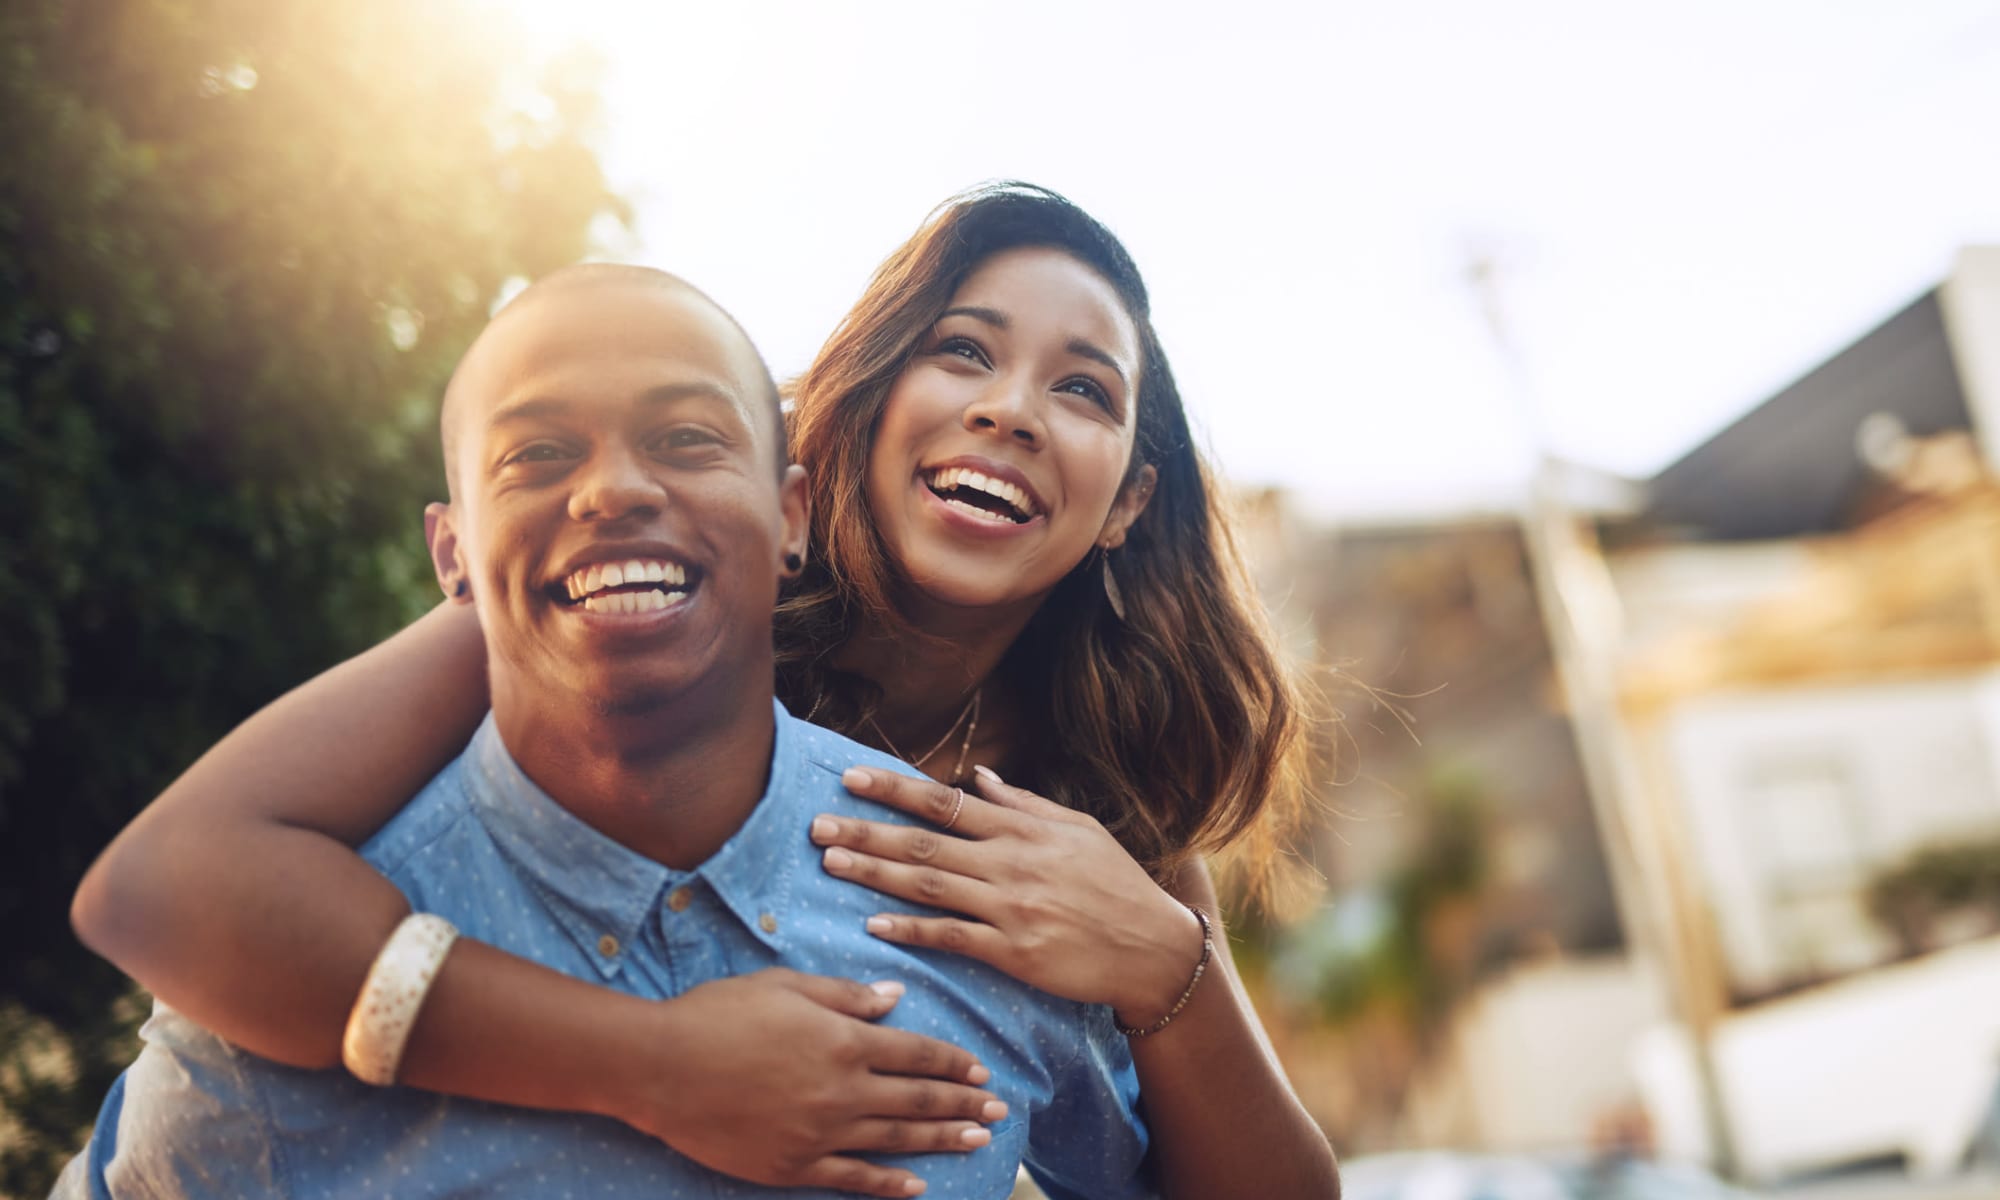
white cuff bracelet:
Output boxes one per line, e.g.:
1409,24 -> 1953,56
341,913 -> 460,1086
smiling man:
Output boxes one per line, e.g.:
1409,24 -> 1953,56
61,266 -> 1152,1199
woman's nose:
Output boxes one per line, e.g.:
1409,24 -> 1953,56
962,376 -> 1046,448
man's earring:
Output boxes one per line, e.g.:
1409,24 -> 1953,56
454,580 -> 468,598
784,553 -> 803,573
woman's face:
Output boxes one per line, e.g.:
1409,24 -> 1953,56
866,246 -> 1152,616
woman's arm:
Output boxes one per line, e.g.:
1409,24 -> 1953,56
73,600 -> 491,1061
1136,858 -> 1340,1199
72,600 -> 1005,1198
816,767 -> 1341,1200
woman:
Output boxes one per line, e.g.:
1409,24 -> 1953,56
74,183 -> 1338,1198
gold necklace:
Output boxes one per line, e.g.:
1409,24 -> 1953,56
866,688 -> 982,782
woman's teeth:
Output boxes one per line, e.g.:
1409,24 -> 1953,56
924,467 -> 1038,521
942,495 -> 1019,524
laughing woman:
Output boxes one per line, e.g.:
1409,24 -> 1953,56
73,184 -> 1339,1198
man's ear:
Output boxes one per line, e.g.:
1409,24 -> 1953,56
1096,463 -> 1157,551
777,464 -> 811,578
425,502 -> 473,603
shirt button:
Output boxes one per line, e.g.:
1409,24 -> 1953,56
597,933 -> 620,958
667,887 -> 693,913
759,913 -> 779,934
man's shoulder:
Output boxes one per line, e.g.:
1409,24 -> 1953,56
786,712 -> 913,780
358,743 -> 481,876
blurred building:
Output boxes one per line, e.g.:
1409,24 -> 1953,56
1248,247 -> 2000,1181
1602,247 -> 2000,1181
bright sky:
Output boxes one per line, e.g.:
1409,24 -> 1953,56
494,0 -> 2000,518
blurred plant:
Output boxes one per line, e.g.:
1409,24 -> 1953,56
0,0 -> 624,1189
1865,835 -> 2000,957
1274,765 -> 1492,1038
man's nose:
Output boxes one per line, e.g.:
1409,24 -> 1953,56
568,447 -> 664,522
962,374 -> 1046,448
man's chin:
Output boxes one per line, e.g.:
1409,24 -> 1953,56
585,682 -> 686,720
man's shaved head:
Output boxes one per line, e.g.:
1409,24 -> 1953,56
440,264 -> 784,496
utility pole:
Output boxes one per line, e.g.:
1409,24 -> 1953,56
1464,250 -> 1739,1177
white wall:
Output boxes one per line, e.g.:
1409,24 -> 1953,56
1662,672 -> 2000,996
1406,956 -> 1664,1151
1636,934 -> 2000,1182
1941,246 -> 2000,475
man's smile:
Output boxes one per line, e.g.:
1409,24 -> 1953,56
545,546 -> 705,619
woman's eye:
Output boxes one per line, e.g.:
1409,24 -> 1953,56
935,336 -> 989,365
1058,377 -> 1113,409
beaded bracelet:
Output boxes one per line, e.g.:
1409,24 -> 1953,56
341,913 -> 460,1086
1115,904 -> 1213,1037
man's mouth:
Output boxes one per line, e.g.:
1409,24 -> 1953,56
922,466 -> 1041,525
553,558 -> 697,614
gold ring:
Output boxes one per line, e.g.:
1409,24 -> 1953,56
941,787 -> 965,832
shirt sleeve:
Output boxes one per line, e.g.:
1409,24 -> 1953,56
94,1006 -> 286,1199
1022,1003 -> 1159,1200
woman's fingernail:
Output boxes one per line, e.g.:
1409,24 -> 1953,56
981,1100 -> 1009,1122
823,847 -> 853,870
960,1126 -> 992,1147
810,816 -> 836,842
869,980 -> 905,998
866,915 -> 894,935
973,764 -> 1003,786
967,1063 -> 991,1085
843,767 -> 872,788
904,1179 -> 926,1196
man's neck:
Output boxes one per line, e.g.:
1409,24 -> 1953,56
490,671 -> 777,871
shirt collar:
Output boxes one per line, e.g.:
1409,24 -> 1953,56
464,717 -> 670,980
462,700 -> 806,972
693,699 -> 804,954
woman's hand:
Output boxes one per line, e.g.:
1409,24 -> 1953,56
812,766 -> 1206,1031
620,969 -> 1007,1198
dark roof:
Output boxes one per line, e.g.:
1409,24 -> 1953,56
1645,289 -> 1970,540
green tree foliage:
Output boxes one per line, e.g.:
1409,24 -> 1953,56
0,0 -> 624,1187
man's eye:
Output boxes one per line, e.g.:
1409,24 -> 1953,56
507,443 -> 568,465
653,428 -> 721,453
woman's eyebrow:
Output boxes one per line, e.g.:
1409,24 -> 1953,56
1066,338 -> 1129,386
938,305 -> 1008,329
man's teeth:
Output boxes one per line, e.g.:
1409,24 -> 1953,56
926,467 -> 1038,519
563,558 -> 688,601
581,589 -> 686,614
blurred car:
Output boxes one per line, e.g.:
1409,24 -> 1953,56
1336,1152 -> 1760,1200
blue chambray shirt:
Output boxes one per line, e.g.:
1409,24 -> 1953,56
63,702 -> 1153,1200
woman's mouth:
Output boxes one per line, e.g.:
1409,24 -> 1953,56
921,466 -> 1041,525
551,557 -> 698,614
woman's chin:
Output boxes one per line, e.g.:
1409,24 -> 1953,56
901,569 -> 1058,624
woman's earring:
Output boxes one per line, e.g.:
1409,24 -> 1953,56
784,553 -> 803,573
1101,547 -> 1127,621
453,580 -> 468,599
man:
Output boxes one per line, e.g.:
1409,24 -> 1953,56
62,267 -> 1151,1198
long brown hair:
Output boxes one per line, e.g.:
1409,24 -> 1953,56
777,182 -> 1311,894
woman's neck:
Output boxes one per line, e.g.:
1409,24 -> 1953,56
837,591 -> 1037,756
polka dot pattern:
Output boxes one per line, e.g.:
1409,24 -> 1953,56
61,704 -> 1157,1199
